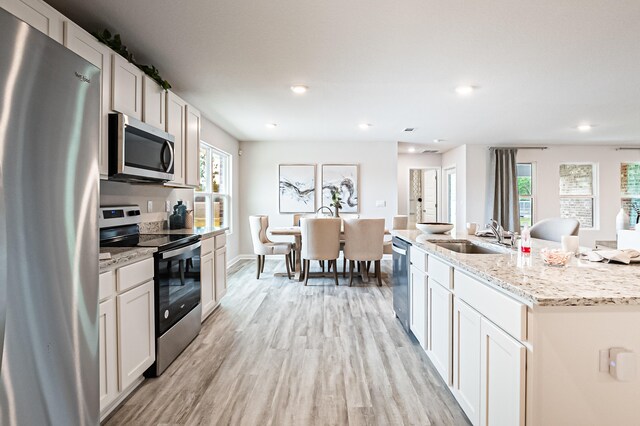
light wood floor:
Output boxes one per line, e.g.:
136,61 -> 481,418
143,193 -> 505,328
105,259 -> 470,426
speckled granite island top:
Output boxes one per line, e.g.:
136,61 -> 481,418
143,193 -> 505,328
99,247 -> 157,272
393,230 -> 640,307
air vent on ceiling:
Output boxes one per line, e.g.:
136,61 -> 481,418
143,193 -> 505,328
420,149 -> 439,154
403,127 -> 416,132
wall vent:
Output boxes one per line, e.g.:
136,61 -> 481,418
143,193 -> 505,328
403,127 -> 416,132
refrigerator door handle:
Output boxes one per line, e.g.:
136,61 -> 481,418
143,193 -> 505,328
0,164 -> 6,370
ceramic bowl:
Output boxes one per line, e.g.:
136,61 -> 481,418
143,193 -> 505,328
416,222 -> 454,234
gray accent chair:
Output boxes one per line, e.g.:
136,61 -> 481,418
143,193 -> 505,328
529,218 -> 580,242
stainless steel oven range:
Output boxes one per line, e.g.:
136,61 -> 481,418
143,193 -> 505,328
99,205 -> 202,376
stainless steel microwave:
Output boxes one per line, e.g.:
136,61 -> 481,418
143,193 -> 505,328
108,112 -> 175,182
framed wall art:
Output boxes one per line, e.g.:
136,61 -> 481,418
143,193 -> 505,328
279,164 -> 316,213
322,164 -> 359,213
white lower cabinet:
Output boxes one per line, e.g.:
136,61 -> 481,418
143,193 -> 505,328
99,298 -> 118,410
453,298 -> 481,426
427,278 -> 452,385
480,317 -> 526,426
99,257 -> 155,419
200,251 -> 215,320
214,245 -> 227,303
117,279 -> 155,391
409,265 -> 427,348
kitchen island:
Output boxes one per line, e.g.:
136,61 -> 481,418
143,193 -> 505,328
393,230 -> 640,426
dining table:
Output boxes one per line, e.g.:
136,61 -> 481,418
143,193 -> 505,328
268,225 -> 390,282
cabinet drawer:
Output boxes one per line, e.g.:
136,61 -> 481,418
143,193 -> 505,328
214,233 -> 227,250
454,270 -> 526,341
429,256 -> 452,289
99,270 -> 116,301
410,247 -> 427,273
117,258 -> 154,293
201,238 -> 215,256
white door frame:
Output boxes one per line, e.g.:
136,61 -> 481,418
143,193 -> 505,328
443,166 -> 457,225
407,167 -> 442,225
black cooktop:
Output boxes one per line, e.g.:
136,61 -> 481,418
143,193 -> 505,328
100,225 -> 200,251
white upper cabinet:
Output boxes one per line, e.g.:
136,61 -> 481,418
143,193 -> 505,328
111,54 -> 143,120
166,91 -> 186,186
0,0 -> 63,42
142,74 -> 165,130
185,105 -> 201,187
63,21 -> 111,177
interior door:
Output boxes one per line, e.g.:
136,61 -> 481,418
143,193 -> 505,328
423,169 -> 438,222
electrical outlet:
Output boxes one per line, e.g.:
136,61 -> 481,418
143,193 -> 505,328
165,201 -> 171,212
147,201 -> 153,213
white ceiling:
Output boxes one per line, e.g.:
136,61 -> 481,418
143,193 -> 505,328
46,0 -> 640,148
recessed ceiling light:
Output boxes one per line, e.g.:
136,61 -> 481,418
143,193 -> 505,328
358,123 -> 372,130
408,147 -> 416,153
455,85 -> 475,95
577,124 -> 593,132
266,123 -> 278,128
433,139 -> 445,143
290,85 -> 308,94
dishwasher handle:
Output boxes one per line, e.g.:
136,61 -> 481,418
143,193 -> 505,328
392,245 -> 407,256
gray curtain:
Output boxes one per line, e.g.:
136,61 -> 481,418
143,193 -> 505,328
487,148 -> 520,232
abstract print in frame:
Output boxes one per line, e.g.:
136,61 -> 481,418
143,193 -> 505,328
279,164 -> 316,213
322,164 -> 359,213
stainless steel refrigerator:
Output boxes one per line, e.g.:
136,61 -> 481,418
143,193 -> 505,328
0,8 -> 100,425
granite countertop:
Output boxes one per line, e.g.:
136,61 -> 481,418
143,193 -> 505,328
99,247 -> 157,272
393,230 -> 640,307
159,226 -> 228,240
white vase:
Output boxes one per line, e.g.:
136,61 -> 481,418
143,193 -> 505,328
616,208 -> 628,232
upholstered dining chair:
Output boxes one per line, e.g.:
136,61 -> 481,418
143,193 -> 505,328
249,215 -> 293,279
383,215 -> 409,255
344,218 -> 385,286
529,218 -> 580,242
300,217 -> 341,286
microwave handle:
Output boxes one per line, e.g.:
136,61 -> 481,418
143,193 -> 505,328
160,141 -> 174,173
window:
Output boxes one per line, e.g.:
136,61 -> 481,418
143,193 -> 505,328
195,143 -> 231,229
559,163 -> 597,229
517,163 -> 534,227
621,163 -> 640,227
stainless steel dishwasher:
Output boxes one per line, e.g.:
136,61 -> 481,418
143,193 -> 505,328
391,236 -> 411,333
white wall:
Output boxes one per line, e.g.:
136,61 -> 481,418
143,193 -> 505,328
100,181 -> 193,223
442,145 -> 467,230
396,152 -> 442,217
517,146 -> 640,247
200,117 -> 241,262
238,140 -> 398,255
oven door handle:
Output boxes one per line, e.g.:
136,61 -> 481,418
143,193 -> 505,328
160,241 -> 201,259
392,245 -> 407,256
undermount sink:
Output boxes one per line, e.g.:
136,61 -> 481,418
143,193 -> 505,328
433,240 -> 505,255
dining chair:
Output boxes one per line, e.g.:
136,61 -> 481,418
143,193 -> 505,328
300,217 -> 341,286
383,215 -> 409,255
249,215 -> 293,279
529,218 -> 580,242
343,218 -> 385,286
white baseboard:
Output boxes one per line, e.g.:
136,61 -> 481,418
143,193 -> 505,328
227,254 -> 253,268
